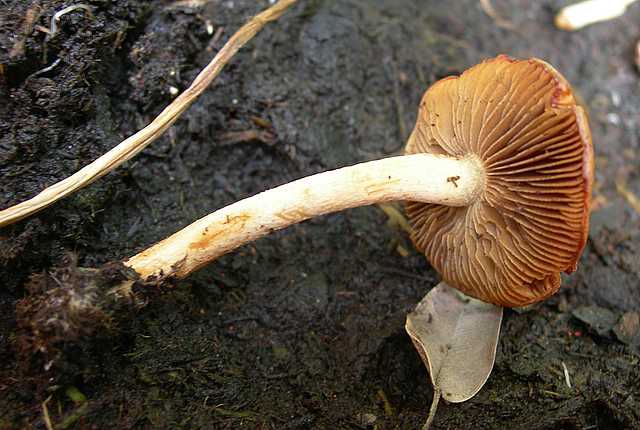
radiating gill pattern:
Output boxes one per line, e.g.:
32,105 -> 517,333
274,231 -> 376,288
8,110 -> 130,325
405,56 -> 593,307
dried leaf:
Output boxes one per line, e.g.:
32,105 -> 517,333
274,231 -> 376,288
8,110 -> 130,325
406,282 -> 503,403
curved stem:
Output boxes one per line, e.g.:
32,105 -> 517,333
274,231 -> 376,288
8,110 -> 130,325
123,153 -> 484,284
423,386 -> 441,430
0,0 -> 298,228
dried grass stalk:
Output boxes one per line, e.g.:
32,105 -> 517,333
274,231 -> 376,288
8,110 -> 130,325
0,0 -> 298,228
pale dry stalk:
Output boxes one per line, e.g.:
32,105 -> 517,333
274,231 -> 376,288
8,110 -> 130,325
555,0 -> 638,31
0,0 -> 298,228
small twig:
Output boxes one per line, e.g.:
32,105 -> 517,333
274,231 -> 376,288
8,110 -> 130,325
9,1 -> 42,59
0,0 -> 299,228
616,180 -> 640,214
423,386 -> 441,430
377,389 -> 395,417
164,0 -> 213,11
561,361 -> 572,389
217,129 -> 276,146
35,24 -> 52,36
377,203 -> 412,234
26,57 -> 62,81
206,26 -> 225,52
542,389 -> 565,398
41,395 -> 54,430
479,0 -> 517,31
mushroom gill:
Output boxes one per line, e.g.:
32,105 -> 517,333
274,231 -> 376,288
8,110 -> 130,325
405,55 -> 594,307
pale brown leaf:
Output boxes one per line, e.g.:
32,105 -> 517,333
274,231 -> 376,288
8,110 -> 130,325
406,282 -> 503,403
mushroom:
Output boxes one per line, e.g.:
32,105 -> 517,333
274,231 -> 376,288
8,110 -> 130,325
119,55 -> 594,306
21,57 -> 594,415
116,57 -> 593,428
400,56 -> 592,427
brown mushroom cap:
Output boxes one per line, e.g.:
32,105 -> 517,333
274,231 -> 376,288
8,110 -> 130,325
405,55 -> 594,307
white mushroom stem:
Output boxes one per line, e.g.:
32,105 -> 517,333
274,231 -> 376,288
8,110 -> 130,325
123,154 -> 484,285
555,0 -> 637,31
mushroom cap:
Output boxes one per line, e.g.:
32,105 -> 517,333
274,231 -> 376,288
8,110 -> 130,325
405,55 -> 594,307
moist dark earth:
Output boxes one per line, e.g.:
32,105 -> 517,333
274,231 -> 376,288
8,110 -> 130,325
1,0 -> 639,429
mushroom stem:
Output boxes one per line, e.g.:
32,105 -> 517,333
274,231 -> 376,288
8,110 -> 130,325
123,153 -> 484,285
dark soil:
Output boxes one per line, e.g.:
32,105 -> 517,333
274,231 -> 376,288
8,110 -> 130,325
1,0 -> 639,429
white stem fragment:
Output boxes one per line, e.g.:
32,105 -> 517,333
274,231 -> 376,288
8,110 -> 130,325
555,0 -> 637,31
47,4 -> 94,41
124,154 -> 484,283
562,361 -> 572,389
0,0 -> 298,228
